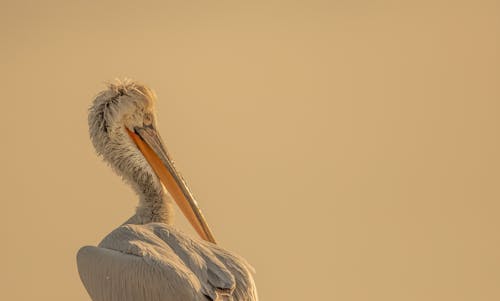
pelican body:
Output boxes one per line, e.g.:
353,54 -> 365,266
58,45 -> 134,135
77,81 -> 258,301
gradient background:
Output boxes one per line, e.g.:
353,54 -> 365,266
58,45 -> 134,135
1,1 -> 499,300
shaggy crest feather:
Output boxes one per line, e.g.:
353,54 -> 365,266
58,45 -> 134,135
88,79 -> 173,224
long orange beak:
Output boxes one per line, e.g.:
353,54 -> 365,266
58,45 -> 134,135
126,126 -> 217,244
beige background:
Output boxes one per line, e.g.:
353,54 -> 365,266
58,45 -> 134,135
1,1 -> 499,300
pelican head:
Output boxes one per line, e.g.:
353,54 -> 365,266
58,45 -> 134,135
88,80 -> 216,243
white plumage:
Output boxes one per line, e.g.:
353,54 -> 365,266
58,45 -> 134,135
77,80 -> 258,301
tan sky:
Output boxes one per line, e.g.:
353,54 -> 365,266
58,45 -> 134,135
1,1 -> 499,300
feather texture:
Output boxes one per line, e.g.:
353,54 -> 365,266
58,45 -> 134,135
77,223 -> 257,301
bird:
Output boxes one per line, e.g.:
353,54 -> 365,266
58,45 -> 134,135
77,80 -> 258,301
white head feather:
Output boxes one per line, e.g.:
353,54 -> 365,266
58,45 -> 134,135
88,79 -> 173,224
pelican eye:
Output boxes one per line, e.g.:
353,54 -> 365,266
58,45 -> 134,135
144,113 -> 153,126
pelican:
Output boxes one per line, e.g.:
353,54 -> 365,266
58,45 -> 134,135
77,80 -> 258,301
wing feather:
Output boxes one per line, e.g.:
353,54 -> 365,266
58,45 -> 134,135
77,223 -> 258,301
